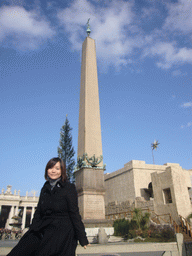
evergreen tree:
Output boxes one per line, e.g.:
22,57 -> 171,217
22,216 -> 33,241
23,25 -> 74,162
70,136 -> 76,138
58,116 -> 75,183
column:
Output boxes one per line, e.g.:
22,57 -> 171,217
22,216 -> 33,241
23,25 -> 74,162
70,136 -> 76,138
6,206 -> 14,229
21,206 -> 27,230
31,207 -> 35,223
15,206 -> 19,216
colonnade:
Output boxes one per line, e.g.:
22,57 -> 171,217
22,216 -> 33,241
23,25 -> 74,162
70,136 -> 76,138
5,205 -> 36,229
0,185 -> 39,230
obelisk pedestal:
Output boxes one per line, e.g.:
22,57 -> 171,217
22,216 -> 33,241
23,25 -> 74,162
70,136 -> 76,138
75,167 -> 108,226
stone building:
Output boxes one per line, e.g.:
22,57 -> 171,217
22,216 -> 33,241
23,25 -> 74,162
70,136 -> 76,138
104,160 -> 192,223
0,185 -> 38,229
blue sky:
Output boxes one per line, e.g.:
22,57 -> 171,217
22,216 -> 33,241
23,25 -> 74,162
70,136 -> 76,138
1,0 -> 191,196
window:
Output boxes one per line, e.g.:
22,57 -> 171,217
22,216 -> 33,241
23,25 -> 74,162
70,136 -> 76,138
163,188 -> 172,204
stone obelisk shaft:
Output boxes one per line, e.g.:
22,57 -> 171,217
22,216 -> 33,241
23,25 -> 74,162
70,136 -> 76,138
75,36 -> 106,222
78,37 -> 103,165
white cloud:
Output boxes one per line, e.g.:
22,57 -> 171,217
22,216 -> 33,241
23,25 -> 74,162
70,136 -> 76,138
172,69 -> 187,77
181,102 -> 192,108
57,0 -> 94,51
141,1 -> 192,70
57,0 -> 192,70
146,42 -> 192,69
164,0 -> 192,34
2,0 -> 192,70
57,0 -> 142,69
0,6 -> 55,50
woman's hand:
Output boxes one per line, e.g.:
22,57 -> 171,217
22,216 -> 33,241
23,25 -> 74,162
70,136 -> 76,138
84,244 -> 90,249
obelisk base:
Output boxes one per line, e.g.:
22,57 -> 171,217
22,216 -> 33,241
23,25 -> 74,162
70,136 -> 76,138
83,219 -> 113,228
75,167 -> 109,226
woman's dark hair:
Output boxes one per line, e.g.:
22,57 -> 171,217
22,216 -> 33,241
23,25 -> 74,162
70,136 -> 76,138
44,157 -> 67,182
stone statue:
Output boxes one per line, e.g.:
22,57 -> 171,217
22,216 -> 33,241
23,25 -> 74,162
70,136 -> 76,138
86,154 -> 103,167
5,185 -> 12,195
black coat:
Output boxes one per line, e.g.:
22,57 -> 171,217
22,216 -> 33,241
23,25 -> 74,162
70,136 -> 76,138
8,180 -> 88,256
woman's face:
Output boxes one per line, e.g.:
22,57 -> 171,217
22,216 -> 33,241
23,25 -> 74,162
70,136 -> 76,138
47,161 -> 61,180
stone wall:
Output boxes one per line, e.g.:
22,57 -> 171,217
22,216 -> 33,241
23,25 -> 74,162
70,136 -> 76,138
105,197 -> 154,216
105,160 -> 192,223
104,160 -> 169,205
104,166 -> 135,204
152,165 -> 192,223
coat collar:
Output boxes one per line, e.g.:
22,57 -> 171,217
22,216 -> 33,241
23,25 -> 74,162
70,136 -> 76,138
43,179 -> 68,190
58,179 -> 67,187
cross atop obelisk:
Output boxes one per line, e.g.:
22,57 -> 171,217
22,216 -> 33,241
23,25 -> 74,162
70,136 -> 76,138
75,21 -> 106,223
86,18 -> 91,37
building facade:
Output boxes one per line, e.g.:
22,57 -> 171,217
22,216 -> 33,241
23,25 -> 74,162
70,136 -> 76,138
105,160 -> 192,223
0,185 -> 38,230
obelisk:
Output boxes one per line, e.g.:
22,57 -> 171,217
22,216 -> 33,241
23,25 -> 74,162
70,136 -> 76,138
75,20 -> 106,224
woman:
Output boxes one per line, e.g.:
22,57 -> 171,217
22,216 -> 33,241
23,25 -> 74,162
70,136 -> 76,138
7,157 -> 89,256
